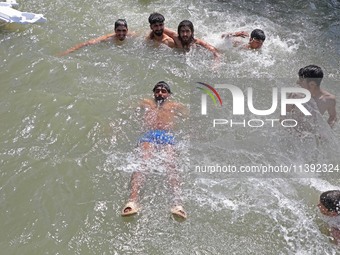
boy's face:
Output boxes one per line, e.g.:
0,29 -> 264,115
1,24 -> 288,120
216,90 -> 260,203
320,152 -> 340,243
297,78 -> 318,92
115,25 -> 128,41
179,26 -> 192,43
318,200 -> 338,217
249,38 -> 263,49
153,86 -> 170,101
150,22 -> 164,36
297,78 -> 310,90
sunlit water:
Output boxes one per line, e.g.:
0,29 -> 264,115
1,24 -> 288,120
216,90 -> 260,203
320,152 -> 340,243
1,0 -> 340,254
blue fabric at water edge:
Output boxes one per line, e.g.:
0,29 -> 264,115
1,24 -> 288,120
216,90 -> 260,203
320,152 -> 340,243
139,130 -> 175,145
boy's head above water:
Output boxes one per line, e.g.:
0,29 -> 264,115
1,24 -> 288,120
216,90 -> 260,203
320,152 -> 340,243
318,190 -> 340,217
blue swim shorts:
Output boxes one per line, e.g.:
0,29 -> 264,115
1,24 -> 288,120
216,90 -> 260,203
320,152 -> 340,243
139,130 -> 175,145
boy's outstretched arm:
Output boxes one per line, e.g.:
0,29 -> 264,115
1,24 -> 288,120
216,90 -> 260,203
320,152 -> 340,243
195,38 -> 220,60
58,33 -> 114,56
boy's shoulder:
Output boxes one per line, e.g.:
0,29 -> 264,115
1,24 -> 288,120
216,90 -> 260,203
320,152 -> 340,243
321,90 -> 336,100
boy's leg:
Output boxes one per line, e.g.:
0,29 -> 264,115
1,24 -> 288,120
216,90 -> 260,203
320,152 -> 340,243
121,142 -> 154,216
165,145 -> 187,219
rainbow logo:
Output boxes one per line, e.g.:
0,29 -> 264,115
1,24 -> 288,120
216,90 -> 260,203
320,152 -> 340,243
196,82 -> 223,106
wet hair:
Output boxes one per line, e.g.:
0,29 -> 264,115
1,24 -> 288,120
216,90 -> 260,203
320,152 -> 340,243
320,190 -> 340,214
177,20 -> 195,44
152,81 -> 172,94
250,29 -> 266,41
114,19 -> 128,30
298,65 -> 323,86
148,13 -> 165,25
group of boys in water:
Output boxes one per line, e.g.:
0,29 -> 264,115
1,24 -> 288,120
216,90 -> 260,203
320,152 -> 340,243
59,13 -> 268,220
59,12 -> 266,57
59,12 -> 339,244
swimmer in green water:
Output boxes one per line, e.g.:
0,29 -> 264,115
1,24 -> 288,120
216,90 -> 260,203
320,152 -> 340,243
59,19 -> 134,56
318,190 -> 340,244
221,29 -> 266,50
146,12 -> 175,48
121,81 -> 188,219
164,20 -> 220,60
